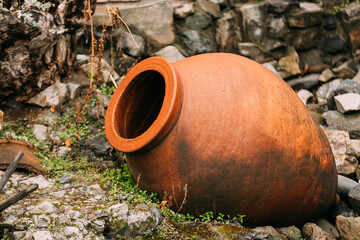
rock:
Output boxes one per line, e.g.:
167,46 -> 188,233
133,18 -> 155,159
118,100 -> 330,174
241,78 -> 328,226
154,46 -> 185,63
267,16 -> 288,39
195,1 -> 222,19
118,31 -> 145,58
79,58 -> 120,83
33,124 -> 48,141
277,226 -> 302,240
185,12 -> 212,30
323,129 -> 351,156
316,79 -> 341,104
21,175 -> 53,189
263,62 -> 282,78
107,203 -> 129,219
121,0 -> 174,47
237,42 -> 273,63
323,14 -> 336,30
67,83 -> 81,100
315,218 -> 340,238
319,69 -> 335,83
297,89 -> 313,105
59,173 -> 73,184
27,201 -> 57,214
215,10 -> 242,53
50,190 -> 66,198
349,184 -> 360,215
28,82 -> 69,107
126,211 -> 156,237
287,74 -> 320,90
320,35 -> 346,54
63,226 -> 81,238
277,48 -> 301,79
339,2 -> 360,53
323,111 -> 360,138
350,139 -> 360,158
240,1 -> 267,41
6,100 -> 22,109
253,226 -> 284,239
268,0 -> 299,14
182,30 -> 216,54
336,215 -> 360,240
174,3 -> 195,18
298,48 -> 325,71
286,2 -> 323,28
35,214 -> 51,228
284,27 -> 319,51
302,223 -> 336,240
57,146 -> 71,157
239,232 -> 272,240
333,59 -> 357,79
327,79 -> 360,110
334,93 -> 360,113
353,70 -> 360,85
333,199 -> 354,218
335,154 -> 358,177
88,135 -> 112,157
95,92 -> 110,108
32,231 -> 53,240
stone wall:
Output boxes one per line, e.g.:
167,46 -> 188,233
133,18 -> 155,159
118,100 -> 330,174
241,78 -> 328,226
85,0 -> 360,83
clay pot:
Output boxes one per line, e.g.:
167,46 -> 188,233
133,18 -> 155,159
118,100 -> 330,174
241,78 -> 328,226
105,53 -> 337,226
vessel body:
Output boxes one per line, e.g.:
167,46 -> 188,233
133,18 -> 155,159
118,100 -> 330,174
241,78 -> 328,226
105,53 -> 337,226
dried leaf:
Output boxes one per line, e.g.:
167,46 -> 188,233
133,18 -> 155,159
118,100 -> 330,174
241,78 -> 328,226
160,201 -> 168,209
0,110 -> 3,132
50,106 -> 55,112
65,137 -> 72,148
73,134 -> 81,139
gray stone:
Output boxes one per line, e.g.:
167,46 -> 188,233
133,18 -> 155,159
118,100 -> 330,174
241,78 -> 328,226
59,173 -> 73,184
28,82 -> 69,107
154,46 -> 185,63
287,74 -> 320,90
335,93 -> 360,113
262,62 -> 281,78
127,211 -> 156,237
121,0 -> 174,47
21,175 -> 53,189
185,12 -> 212,30
119,31 -> 145,58
33,124 -> 48,141
302,223 -> 335,240
253,226 -> 284,239
336,215 -> 360,240
57,146 -> 71,157
35,214 -> 51,228
63,226 -> 81,238
320,35 -> 346,54
284,27 -> 320,51
50,190 -> 66,198
327,79 -> 360,110
267,16 -> 288,39
107,203 -> 129,219
67,83 -> 81,100
237,42 -> 273,63
27,201 -> 57,214
286,2 -> 323,28
240,2 -> 267,41
277,47 -> 301,79
350,139 -> 360,158
323,129 -> 351,156
353,70 -> 360,85
333,59 -> 357,79
335,154 -> 358,177
174,3 -> 195,18
267,0 -> 299,14
315,218 -> 340,239
32,231 -> 53,240
297,89 -> 313,105
349,184 -> 360,215
323,111 -> 360,138
298,48 -> 325,71
91,219 -> 105,234
215,10 -> 242,53
316,79 -> 341,104
277,226 -> 302,240
319,69 -> 335,83
88,135 -> 112,157
195,1 -> 221,19
337,175 -> 358,196
182,30 -> 216,54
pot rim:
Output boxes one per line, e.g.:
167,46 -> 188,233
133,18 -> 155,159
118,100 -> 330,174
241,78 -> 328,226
105,57 -> 183,152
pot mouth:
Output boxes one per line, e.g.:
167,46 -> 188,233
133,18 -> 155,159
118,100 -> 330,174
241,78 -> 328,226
105,57 -> 183,152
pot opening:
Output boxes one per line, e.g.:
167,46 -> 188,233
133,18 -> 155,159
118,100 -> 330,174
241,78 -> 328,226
117,70 -> 166,139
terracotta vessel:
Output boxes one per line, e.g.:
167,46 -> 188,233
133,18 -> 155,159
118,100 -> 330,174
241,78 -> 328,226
105,53 -> 337,226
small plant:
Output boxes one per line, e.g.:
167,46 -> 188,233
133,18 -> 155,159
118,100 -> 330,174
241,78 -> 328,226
333,0 -> 360,14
